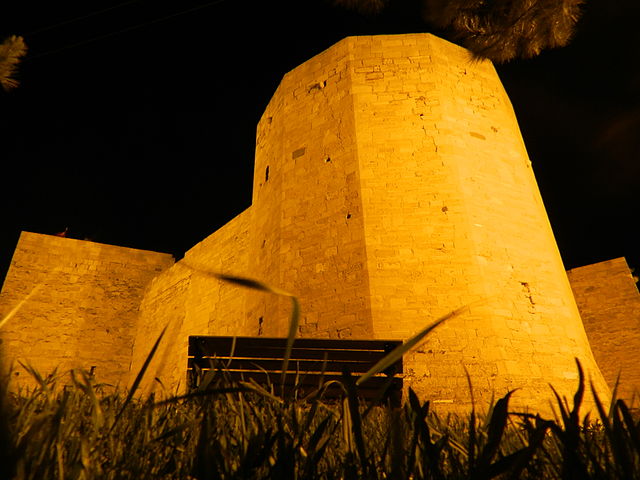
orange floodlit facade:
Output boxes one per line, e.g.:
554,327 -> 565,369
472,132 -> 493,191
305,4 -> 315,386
2,34 -> 639,413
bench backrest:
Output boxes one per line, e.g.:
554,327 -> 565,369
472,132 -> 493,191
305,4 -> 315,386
187,336 -> 403,405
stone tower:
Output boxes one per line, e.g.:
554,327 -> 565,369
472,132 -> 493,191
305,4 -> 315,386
0,33 -> 612,413
244,33 -> 609,412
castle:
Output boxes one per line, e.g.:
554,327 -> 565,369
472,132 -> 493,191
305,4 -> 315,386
2,34 -> 639,413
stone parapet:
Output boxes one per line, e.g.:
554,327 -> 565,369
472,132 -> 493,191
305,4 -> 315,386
0,231 -> 173,390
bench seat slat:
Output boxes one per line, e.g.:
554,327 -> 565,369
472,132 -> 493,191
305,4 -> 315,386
189,336 -> 400,354
187,357 -> 400,374
189,346 -> 397,363
189,371 -> 402,391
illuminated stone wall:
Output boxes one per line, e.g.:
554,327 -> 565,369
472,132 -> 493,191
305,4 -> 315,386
246,38 -> 374,340
568,258 -> 640,405
1,34 -> 625,413
128,209 -> 252,394
0,231 -> 173,389
243,34 -> 610,413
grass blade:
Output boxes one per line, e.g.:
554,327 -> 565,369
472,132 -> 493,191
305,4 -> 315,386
342,370 -> 370,475
0,266 -> 64,330
0,284 -> 44,330
193,269 -> 301,395
208,273 -> 300,391
474,390 -> 514,478
617,400 -> 640,454
0,362 -> 16,480
280,295 -> 300,392
356,305 -> 470,387
110,323 -> 168,433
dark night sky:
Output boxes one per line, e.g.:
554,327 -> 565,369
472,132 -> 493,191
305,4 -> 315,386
1,0 -> 638,285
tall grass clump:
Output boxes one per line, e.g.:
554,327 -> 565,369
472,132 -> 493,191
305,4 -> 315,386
0,367 -> 199,479
1,272 -> 638,478
1,351 -> 640,479
2,361 -> 637,479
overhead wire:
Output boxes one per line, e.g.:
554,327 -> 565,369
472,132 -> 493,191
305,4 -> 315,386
26,0 -> 228,61
25,0 -> 147,37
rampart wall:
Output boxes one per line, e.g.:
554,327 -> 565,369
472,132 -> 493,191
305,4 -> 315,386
128,209 -> 252,394
0,232 -> 173,389
568,258 -> 640,405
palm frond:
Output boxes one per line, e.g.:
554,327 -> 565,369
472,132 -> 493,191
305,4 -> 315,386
0,36 -> 27,91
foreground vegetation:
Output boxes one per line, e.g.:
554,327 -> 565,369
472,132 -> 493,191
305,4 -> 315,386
1,275 -> 638,478
0,361 -> 638,480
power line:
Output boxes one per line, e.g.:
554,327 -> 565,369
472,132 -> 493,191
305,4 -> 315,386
25,0 -> 147,37
27,0 -> 228,61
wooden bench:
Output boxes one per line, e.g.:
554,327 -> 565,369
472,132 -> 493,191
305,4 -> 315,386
187,336 -> 403,406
